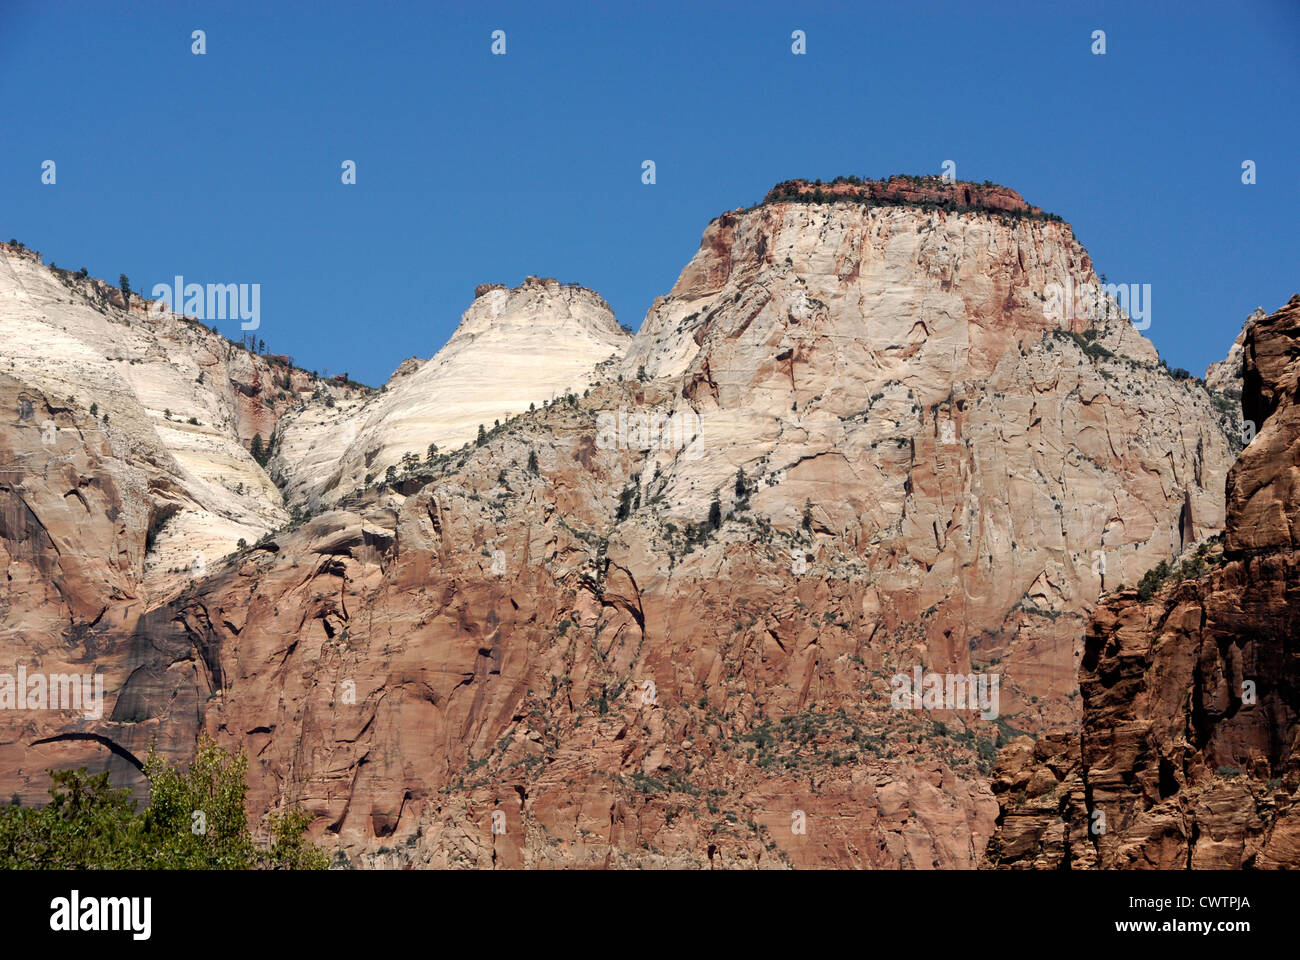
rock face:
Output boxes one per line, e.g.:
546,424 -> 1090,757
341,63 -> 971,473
1204,308 -> 1260,395
269,277 -> 630,508
0,243 -> 364,798
0,182 -> 1250,869
990,295 -> 1300,869
622,186 -> 1232,735
1204,307 -> 1261,460
0,242 -> 364,581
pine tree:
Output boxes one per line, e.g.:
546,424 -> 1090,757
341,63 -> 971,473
616,486 -> 636,521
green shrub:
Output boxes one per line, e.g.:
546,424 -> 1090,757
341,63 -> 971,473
1137,560 -> 1171,601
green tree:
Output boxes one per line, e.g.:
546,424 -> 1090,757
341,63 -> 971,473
119,273 -> 131,304
616,485 -> 636,521
476,424 -> 487,446
140,735 -> 257,868
0,767 -> 136,868
1137,560 -> 1171,602
527,449 -> 539,475
0,735 -> 326,869
708,494 -> 722,530
250,434 -> 265,465
265,807 -> 330,870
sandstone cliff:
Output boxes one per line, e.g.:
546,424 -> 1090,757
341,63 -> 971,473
0,243 -> 363,795
269,276 -> 630,508
621,184 -> 1232,735
0,242 -> 365,580
990,294 -> 1300,869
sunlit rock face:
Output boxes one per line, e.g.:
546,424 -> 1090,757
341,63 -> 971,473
0,241 -> 360,795
270,276 -> 630,508
0,183 -> 1246,868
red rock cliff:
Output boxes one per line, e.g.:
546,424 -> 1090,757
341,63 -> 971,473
990,294 -> 1300,869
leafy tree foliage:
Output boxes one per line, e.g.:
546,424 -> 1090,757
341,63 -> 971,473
0,735 -> 327,869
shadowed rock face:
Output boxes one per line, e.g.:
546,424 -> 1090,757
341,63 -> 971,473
0,373 -> 204,796
991,295 -> 1300,870
0,187 -> 1248,868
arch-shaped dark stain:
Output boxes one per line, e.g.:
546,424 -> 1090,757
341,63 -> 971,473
30,732 -> 145,773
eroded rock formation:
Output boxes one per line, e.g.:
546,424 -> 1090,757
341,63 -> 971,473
990,295 -> 1300,869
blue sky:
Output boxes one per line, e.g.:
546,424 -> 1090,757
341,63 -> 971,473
2,0 -> 1296,386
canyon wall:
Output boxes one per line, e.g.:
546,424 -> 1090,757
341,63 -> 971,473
991,295 -> 1300,869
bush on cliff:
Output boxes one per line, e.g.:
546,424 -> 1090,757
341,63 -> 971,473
1136,559 -> 1171,601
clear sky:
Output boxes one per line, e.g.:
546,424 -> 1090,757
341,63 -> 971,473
2,0 -> 1296,386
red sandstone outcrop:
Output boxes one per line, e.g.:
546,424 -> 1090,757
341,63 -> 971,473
763,175 -> 1047,217
990,295 -> 1300,869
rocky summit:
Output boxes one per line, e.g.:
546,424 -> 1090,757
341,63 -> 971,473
0,179 -> 1279,869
